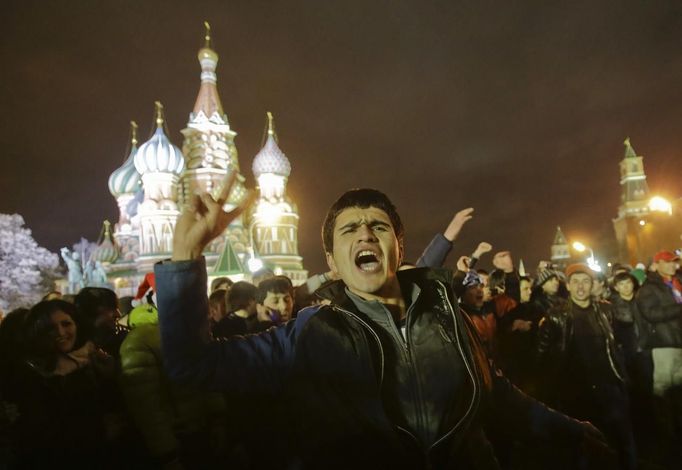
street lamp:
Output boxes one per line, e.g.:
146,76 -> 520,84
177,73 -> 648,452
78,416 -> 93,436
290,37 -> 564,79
571,241 -> 602,272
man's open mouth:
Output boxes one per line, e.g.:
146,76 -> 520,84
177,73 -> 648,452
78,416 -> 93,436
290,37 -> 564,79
355,249 -> 382,273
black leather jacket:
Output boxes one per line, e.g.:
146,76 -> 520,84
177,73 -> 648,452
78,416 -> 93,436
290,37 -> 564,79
537,300 -> 624,394
156,260 -> 588,470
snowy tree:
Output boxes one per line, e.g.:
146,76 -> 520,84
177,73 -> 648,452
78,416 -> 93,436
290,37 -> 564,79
0,213 -> 61,311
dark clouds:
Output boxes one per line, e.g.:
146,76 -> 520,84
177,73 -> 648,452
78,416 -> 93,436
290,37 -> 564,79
2,0 -> 682,274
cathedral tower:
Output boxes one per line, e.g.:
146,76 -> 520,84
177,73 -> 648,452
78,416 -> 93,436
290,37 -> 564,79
179,22 -> 249,259
134,102 -> 185,270
250,113 -> 307,284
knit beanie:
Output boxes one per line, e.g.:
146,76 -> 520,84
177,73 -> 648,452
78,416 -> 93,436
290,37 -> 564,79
535,269 -> 558,287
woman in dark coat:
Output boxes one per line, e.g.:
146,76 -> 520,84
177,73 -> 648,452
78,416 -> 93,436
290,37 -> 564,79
11,300 -> 117,468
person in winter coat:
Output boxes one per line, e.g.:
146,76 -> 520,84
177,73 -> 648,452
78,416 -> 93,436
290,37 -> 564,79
119,322 -> 228,469
537,264 -> 636,470
11,300 -> 118,468
635,250 -> 682,397
156,180 -> 610,470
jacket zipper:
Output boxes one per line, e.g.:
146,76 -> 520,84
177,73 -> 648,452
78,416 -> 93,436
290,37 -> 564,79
593,305 -> 625,382
332,305 -> 385,385
332,305 -> 422,446
428,281 -> 479,453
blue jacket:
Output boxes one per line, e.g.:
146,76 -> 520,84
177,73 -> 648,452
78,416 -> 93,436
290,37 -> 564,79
156,258 -> 589,469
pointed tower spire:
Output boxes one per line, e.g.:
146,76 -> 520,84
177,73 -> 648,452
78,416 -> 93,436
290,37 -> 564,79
551,226 -> 570,268
624,137 -> 637,158
130,120 -> 138,146
618,137 -> 649,213
154,101 -> 164,128
190,21 -> 225,121
204,20 -> 211,48
553,226 -> 568,245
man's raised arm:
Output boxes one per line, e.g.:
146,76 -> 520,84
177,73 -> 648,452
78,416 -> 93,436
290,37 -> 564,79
155,174 -> 303,394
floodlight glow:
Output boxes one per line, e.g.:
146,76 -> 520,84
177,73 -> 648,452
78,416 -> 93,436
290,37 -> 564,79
639,220 -> 646,226
248,257 -> 263,273
572,241 -> 586,252
256,201 -> 282,225
649,196 -> 672,215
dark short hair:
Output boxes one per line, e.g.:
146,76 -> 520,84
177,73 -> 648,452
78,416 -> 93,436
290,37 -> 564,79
257,276 -> 294,304
211,277 -> 233,293
476,269 -> 489,276
519,276 -> 532,284
227,282 -> 257,312
322,189 -> 404,253
24,300 -> 80,360
74,287 -> 118,338
613,271 -> 640,290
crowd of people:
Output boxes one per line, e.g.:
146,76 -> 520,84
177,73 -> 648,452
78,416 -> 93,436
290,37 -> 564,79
1,186 -> 682,469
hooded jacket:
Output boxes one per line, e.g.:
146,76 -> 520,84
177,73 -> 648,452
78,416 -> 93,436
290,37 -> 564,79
155,258 -> 589,470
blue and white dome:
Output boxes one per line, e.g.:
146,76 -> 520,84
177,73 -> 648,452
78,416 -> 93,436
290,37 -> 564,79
108,144 -> 141,198
134,103 -> 185,175
252,113 -> 291,178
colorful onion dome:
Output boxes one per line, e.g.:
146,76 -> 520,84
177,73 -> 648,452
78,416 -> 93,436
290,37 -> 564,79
134,102 -> 185,175
92,221 -> 119,264
252,112 -> 291,178
109,121 -> 142,198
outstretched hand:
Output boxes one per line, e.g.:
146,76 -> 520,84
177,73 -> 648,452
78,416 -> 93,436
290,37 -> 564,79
443,208 -> 474,242
172,173 -> 256,261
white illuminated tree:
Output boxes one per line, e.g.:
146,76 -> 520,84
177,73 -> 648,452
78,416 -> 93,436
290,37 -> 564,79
0,213 -> 61,311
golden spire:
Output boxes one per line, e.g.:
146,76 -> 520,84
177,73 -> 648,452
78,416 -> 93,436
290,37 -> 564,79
623,136 -> 637,158
267,111 -> 275,136
204,21 -> 211,48
103,220 -> 112,238
130,120 -> 138,146
154,101 -> 164,127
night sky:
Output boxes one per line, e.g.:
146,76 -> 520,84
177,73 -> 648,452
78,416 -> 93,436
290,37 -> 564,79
3,0 -> 682,275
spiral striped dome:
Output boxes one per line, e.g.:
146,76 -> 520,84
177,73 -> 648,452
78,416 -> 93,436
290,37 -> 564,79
134,125 -> 185,175
108,145 -> 141,198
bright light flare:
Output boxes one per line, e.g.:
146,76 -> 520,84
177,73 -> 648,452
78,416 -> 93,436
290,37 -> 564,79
572,241 -> 586,252
255,201 -> 282,225
248,256 -> 263,273
649,196 -> 672,215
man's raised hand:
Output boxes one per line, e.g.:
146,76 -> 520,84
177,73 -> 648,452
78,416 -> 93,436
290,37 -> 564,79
172,172 -> 256,261
472,242 -> 492,259
443,208 -> 474,242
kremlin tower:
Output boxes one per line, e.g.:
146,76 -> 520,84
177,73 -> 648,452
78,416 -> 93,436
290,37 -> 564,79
550,226 -> 570,269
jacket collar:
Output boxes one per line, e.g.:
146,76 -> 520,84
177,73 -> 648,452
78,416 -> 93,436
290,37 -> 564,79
316,267 -> 454,307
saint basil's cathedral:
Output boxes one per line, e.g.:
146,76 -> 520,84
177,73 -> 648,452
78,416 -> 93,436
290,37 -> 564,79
86,23 -> 307,297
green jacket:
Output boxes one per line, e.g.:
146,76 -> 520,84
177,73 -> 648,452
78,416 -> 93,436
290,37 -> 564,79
119,324 -> 226,462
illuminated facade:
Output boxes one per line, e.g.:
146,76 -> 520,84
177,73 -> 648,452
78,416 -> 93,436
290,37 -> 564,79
613,138 -> 682,264
249,113 -> 307,284
98,24 -> 306,296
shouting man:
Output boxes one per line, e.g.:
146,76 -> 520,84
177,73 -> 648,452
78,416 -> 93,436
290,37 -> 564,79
155,177 -> 604,469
